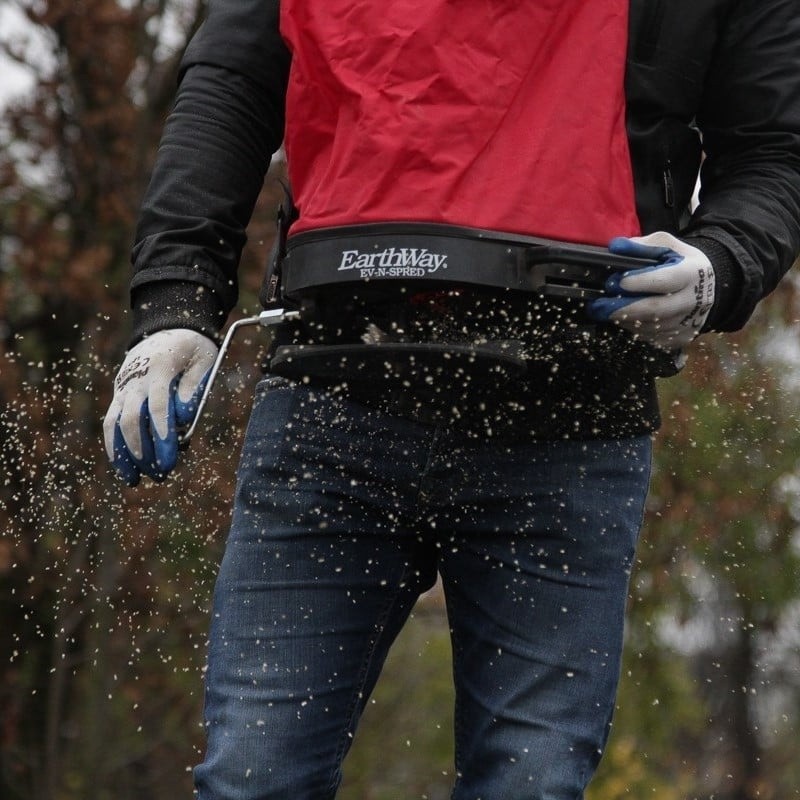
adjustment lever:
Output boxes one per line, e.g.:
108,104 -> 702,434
525,244 -> 659,299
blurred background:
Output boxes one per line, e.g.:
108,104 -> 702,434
1,2 -> 800,798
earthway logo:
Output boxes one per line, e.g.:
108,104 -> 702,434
338,247 -> 448,279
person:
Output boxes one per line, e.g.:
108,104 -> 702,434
103,1 -> 800,797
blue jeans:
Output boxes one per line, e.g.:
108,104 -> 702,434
194,377 -> 652,799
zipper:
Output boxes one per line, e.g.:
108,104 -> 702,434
662,158 -> 674,209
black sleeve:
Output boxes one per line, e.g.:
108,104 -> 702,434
129,0 -> 290,343
684,0 -> 800,332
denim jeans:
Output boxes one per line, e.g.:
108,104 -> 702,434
194,377 -> 652,800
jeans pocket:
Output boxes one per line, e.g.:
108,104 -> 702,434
256,373 -> 294,395
251,373 -> 296,411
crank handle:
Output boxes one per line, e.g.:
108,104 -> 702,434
179,308 -> 300,445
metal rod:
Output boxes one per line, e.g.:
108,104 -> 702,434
178,309 -> 300,445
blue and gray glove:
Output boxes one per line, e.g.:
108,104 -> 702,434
103,329 -> 218,485
588,231 -> 715,354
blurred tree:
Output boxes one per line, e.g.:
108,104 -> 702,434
591,281 -> 800,800
0,2 -> 282,798
2,2 -> 800,798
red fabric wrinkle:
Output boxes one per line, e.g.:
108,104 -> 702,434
280,1 -> 641,245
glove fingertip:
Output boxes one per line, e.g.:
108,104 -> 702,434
154,430 -> 179,474
609,236 -> 672,261
604,271 -> 625,294
609,236 -> 655,258
136,401 -> 171,482
121,468 -> 142,488
174,372 -> 209,428
112,425 -> 142,486
608,236 -> 634,252
151,392 -> 180,475
586,298 -> 614,322
147,468 -> 171,485
588,296 -> 639,321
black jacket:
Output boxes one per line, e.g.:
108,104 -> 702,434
127,0 -> 800,439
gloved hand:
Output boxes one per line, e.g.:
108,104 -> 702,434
103,329 -> 218,486
587,232 -> 715,352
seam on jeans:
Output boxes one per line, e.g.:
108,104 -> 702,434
325,560 -> 418,797
447,593 -> 466,791
411,424 -> 443,513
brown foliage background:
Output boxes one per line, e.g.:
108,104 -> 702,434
2,3 -> 800,800
0,3 -> 283,798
